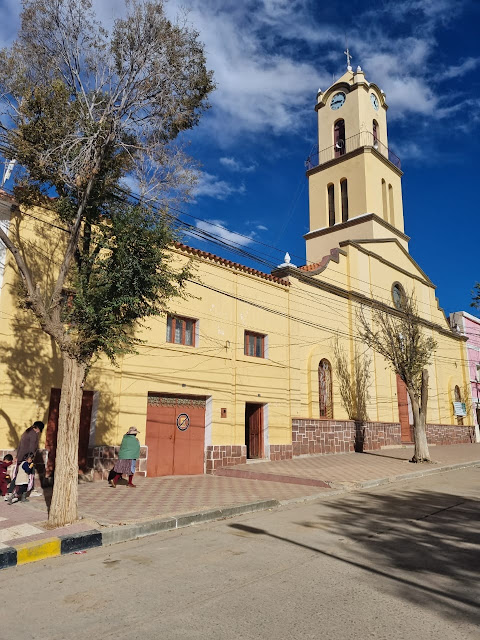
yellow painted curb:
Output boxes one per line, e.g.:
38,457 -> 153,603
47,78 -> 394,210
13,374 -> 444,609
16,537 -> 61,565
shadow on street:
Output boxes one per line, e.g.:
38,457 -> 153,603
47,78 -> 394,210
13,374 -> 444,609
230,484 -> 480,626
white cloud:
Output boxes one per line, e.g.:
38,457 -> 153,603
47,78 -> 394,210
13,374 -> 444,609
392,141 -> 426,161
438,57 -> 480,81
219,157 -> 255,172
163,0 -> 471,139
193,171 -> 245,200
166,0 -> 331,138
193,219 -> 255,247
1,0 -> 475,149
256,224 -> 268,231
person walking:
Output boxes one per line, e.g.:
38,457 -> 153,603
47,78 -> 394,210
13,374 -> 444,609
16,421 -> 44,462
110,427 -> 141,488
6,421 -> 44,499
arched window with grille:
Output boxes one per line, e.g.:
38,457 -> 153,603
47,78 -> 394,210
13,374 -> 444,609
334,119 -> 345,158
327,183 -> 335,226
318,359 -> 333,418
341,178 -> 348,222
373,119 -> 379,144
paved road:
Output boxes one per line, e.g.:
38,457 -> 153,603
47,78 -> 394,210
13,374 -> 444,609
7,467 -> 480,640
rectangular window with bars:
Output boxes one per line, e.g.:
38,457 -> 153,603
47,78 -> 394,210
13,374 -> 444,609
244,331 -> 265,358
166,315 -> 196,347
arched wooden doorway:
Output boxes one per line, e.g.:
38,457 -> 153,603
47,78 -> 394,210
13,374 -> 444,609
396,375 -> 413,443
319,359 -> 333,418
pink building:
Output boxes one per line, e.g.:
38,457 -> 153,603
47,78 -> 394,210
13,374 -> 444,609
450,311 -> 480,442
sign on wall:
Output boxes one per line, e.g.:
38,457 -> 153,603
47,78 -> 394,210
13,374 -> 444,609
453,401 -> 467,417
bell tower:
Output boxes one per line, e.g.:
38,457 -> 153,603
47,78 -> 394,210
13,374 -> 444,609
305,63 -> 406,264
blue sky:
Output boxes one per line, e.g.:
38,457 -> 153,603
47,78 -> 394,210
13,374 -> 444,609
1,0 -> 479,316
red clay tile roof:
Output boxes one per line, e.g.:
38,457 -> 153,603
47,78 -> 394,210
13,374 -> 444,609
174,242 -> 290,286
298,248 -> 345,273
0,192 -> 288,286
0,189 -> 14,202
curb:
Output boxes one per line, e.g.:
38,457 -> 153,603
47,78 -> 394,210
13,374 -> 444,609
352,459 -> 480,490
0,499 -> 279,570
1,460 -> 479,571
277,460 -> 480,508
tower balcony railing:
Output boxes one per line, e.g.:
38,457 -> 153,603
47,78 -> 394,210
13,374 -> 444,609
305,131 -> 401,171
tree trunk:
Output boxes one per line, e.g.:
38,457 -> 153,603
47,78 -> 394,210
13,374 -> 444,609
408,371 -> 431,463
48,353 -> 87,527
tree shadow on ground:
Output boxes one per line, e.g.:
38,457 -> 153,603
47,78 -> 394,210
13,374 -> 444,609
361,450 -> 413,461
230,483 -> 480,627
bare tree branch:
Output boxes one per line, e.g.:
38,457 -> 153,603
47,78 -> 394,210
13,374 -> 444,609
357,292 -> 437,462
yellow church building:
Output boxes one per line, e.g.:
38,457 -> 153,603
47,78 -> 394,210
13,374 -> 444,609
0,65 -> 476,480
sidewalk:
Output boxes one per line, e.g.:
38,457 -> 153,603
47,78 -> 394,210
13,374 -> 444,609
1,443 -> 479,560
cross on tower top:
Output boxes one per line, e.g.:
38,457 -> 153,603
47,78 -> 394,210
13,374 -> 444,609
344,48 -> 352,70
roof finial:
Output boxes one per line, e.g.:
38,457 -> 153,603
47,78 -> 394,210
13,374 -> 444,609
344,47 -> 352,71
277,251 -> 297,269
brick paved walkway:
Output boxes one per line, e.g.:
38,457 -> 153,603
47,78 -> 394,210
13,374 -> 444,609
224,443 -> 480,484
0,443 -> 478,547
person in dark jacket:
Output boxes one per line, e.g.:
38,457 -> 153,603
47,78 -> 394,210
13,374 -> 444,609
16,421 -> 44,463
110,427 -> 141,488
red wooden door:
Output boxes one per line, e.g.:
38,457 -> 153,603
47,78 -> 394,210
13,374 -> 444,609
46,388 -> 94,475
245,403 -> 263,459
396,375 -> 413,443
146,395 -> 206,476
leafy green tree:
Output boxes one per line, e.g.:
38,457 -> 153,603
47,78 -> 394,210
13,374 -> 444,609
0,0 -> 214,525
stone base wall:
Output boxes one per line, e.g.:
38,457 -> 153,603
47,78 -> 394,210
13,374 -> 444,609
426,423 -> 476,445
291,419 -> 476,456
359,422 -> 402,451
85,445 -> 148,482
291,419 -> 402,455
269,444 -> 293,461
205,445 -> 246,474
293,420 -> 355,455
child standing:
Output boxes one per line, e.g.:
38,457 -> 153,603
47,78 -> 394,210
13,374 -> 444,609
8,452 -> 35,504
0,454 -> 13,496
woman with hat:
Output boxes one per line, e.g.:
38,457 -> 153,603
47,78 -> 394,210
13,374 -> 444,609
110,427 -> 141,488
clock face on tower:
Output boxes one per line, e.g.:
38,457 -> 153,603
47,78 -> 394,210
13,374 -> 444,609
330,92 -> 346,110
370,93 -> 379,111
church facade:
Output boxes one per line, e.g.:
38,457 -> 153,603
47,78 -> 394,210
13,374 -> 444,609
0,66 -> 476,480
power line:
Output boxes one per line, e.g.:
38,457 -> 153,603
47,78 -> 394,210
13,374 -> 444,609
0,182 -> 465,321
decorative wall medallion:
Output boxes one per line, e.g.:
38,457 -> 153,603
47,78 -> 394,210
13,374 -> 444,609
176,413 -> 190,431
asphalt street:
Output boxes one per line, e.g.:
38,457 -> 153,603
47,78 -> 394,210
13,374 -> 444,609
6,466 -> 480,640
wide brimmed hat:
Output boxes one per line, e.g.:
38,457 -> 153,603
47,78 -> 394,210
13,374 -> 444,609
127,426 -> 140,435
